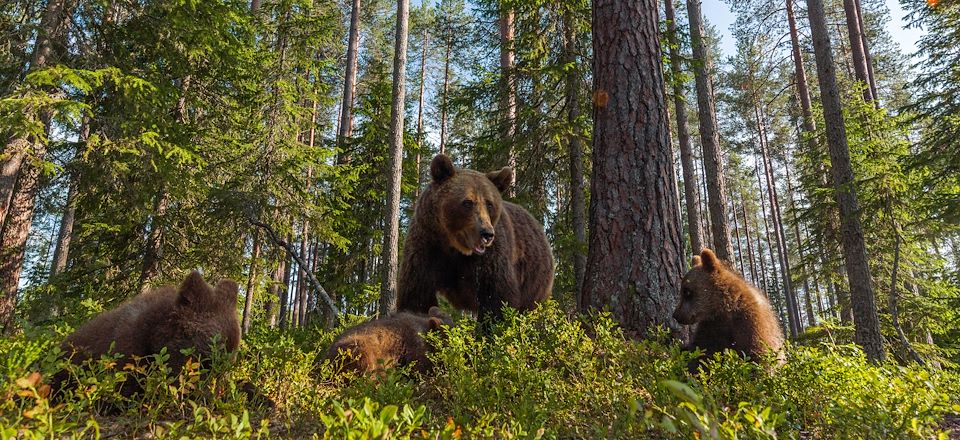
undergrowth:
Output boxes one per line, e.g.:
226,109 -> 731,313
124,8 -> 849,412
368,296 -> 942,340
1,302 -> 957,438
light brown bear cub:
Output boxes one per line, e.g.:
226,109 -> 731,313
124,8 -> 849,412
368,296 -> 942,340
327,306 -> 454,375
673,248 -> 784,370
397,154 -> 554,321
55,271 -> 241,396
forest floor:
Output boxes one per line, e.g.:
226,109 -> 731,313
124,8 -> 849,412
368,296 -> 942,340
2,302 -> 959,438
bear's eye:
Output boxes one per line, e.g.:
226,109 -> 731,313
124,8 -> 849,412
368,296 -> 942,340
486,201 -> 495,211
461,199 -> 475,209
683,288 -> 694,299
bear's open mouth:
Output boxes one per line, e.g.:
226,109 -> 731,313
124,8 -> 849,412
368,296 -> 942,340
473,244 -> 488,255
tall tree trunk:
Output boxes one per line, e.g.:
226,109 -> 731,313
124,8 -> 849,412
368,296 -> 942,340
380,0 -> 410,315
731,196 -> 745,274
138,190 -> 168,293
740,190 -> 759,286
414,29 -> 428,200
842,0 -> 873,102
686,0 -> 733,261
439,42 -> 451,155
337,0 -> 362,158
755,162 -> 775,300
0,144 -> 43,333
49,173 -> 77,278
805,0 -> 885,362
756,104 -> 801,337
499,4 -> 516,194
665,0 -> 705,255
853,0 -> 878,101
785,156 -> 817,327
242,231 -> 261,335
278,244 -> 293,330
583,0 -> 684,333
887,214 -> 923,364
786,0 -> 818,146
562,9 -> 588,307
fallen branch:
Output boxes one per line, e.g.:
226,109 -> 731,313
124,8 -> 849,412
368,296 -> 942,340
248,216 -> 340,318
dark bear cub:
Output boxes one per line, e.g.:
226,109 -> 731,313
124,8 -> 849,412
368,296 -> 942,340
673,248 -> 785,370
327,306 -> 454,375
396,154 -> 554,321
54,271 -> 241,397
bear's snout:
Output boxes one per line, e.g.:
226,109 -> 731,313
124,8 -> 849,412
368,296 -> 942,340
480,228 -> 495,245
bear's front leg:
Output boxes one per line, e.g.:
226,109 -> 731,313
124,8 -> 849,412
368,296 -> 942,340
474,254 -> 520,327
396,245 -> 439,313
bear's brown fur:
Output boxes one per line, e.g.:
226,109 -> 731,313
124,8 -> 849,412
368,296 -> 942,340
396,154 -> 554,320
327,306 -> 453,375
673,248 -> 785,369
55,271 -> 241,396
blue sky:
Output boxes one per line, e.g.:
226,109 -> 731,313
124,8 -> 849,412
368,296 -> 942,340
701,0 -> 925,60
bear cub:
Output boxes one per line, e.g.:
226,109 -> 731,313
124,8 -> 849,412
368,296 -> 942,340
673,248 -> 785,370
54,271 -> 241,397
327,306 -> 454,375
397,154 -> 554,321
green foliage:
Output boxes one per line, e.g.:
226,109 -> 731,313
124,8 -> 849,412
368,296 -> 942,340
1,303 -> 956,438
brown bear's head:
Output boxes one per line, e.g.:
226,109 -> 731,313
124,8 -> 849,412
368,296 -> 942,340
429,154 -> 513,256
673,248 -> 743,325
155,271 -> 241,363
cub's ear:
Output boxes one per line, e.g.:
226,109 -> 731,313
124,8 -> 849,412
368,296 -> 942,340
428,306 -> 454,326
427,317 -> 445,331
691,255 -> 702,267
699,248 -> 720,272
178,271 -> 213,308
486,166 -> 513,194
215,279 -> 240,304
431,154 -> 456,183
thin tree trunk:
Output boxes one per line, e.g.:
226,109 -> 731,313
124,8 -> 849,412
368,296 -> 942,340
756,104 -> 801,337
499,5 -> 516,193
756,162 -> 775,300
665,0 -> 705,255
337,0 -> 362,157
888,216 -> 923,364
731,196 -> 745,274
278,248 -> 292,330
49,174 -> 77,278
686,0 -> 734,261
562,9 -> 588,307
853,0 -> 878,101
583,0 -> 684,333
380,0 -> 410,315
805,0 -> 885,362
414,29 -> 428,200
786,0 -> 818,147
785,156 -> 817,327
439,41 -> 450,155
842,0 -> 873,101
242,231 -> 261,335
138,190 -> 168,293
740,190 -> 759,286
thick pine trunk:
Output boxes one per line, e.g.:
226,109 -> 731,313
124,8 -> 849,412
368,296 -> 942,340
583,0 -> 684,333
0,146 -> 43,333
665,0 -> 705,255
380,0 -> 410,315
686,0 -> 733,261
805,0 -> 885,362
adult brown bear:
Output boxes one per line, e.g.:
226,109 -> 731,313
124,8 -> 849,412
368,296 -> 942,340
53,271 -> 241,397
397,154 -> 553,321
673,248 -> 785,370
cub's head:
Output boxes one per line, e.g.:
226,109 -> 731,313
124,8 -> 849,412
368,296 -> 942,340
168,271 -> 241,356
673,248 -> 735,325
429,154 -> 513,256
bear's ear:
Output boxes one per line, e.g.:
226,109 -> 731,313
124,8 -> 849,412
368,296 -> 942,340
428,306 -> 453,326
178,271 -> 214,308
427,317 -> 445,331
486,166 -> 513,194
691,255 -> 702,267
215,279 -> 239,305
699,248 -> 720,272
431,154 -> 456,183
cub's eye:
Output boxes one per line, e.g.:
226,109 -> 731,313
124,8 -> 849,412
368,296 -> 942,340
462,199 -> 475,209
682,289 -> 694,298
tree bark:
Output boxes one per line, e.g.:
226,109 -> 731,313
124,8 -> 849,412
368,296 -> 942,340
0,144 -> 43,333
380,0 -> 410,315
499,4 -> 516,193
583,0 -> 684,333
337,0 -> 362,156
137,190 -> 167,293
49,173 -> 77,278
439,39 -> 451,155
805,0 -> 885,362
785,0 -> 818,146
740,189 -> 759,286
686,0 -> 734,261
562,9 -> 588,307
853,0 -> 878,101
665,0 -> 705,256
842,0 -> 873,102
785,160 -> 817,327
414,29 -> 428,200
242,231 -> 261,335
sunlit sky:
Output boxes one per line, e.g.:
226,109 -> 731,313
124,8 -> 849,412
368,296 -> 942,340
702,0 -> 925,61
